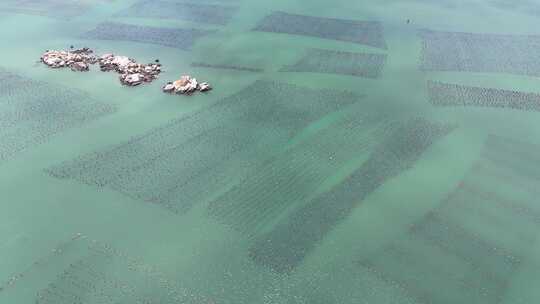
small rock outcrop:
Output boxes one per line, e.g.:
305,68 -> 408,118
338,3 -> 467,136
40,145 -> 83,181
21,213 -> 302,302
40,48 -> 96,72
98,54 -> 161,86
162,75 -> 212,95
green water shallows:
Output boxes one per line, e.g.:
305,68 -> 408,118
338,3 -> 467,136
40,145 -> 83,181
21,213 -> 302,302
2,0 -> 540,303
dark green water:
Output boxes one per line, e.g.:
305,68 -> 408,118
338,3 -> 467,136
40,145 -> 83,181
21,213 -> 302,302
1,0 -> 540,303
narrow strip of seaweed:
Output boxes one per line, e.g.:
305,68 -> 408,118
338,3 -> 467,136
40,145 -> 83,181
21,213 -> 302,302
191,62 -> 263,73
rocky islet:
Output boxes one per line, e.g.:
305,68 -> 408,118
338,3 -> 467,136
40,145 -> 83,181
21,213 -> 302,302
98,53 -> 161,86
40,47 -> 97,72
40,48 -> 211,94
162,75 -> 212,95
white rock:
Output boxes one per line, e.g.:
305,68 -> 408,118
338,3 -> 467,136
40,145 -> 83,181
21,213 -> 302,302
199,82 -> 212,92
162,83 -> 175,93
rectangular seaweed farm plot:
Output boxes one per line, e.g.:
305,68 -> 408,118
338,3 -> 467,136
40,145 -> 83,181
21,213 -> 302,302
249,118 -> 454,274
410,212 -> 521,278
482,135 -> 540,181
253,11 -> 387,49
0,69 -> 116,164
280,49 -> 387,78
419,29 -> 540,76
206,114 -> 393,238
427,81 -> 540,112
0,236 -> 210,304
46,81 -> 362,215
117,0 -> 238,25
80,22 -> 215,50
359,239 -> 509,304
0,0 -> 108,18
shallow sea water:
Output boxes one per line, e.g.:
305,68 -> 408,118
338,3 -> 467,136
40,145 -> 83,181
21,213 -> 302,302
1,0 -> 540,303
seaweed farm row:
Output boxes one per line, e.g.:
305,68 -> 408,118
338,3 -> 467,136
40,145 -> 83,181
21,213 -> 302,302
358,134 -> 540,304
46,81 -> 362,214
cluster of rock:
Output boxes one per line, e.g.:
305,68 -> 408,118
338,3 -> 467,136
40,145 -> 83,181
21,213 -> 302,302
40,48 -> 212,95
98,54 -> 161,86
162,75 -> 212,95
40,48 -> 97,72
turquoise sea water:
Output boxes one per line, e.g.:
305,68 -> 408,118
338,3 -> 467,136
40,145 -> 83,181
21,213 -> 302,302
1,0 -> 540,303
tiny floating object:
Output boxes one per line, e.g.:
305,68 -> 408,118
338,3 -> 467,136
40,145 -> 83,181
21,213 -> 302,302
162,75 -> 212,95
